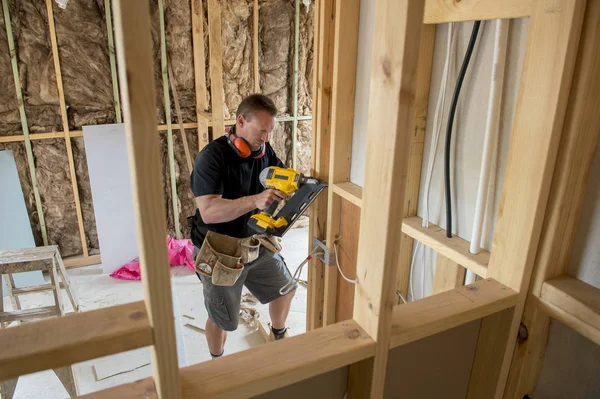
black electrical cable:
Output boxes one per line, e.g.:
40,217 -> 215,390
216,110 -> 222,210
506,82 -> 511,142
444,20 -> 481,239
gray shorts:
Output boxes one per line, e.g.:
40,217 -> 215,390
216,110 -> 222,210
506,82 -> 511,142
194,246 -> 296,331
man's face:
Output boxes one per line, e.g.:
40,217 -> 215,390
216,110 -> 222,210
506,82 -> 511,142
236,110 -> 276,151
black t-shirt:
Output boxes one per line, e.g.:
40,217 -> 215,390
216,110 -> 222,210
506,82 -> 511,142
189,135 -> 284,247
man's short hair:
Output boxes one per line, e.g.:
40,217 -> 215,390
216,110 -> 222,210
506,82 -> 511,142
236,94 -> 277,120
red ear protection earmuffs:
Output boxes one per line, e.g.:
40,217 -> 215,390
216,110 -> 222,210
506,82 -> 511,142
226,126 -> 265,159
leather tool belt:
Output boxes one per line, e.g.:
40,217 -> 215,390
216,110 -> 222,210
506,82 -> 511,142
194,231 -> 282,286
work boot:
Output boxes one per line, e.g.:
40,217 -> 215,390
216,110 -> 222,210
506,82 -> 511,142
269,326 -> 289,341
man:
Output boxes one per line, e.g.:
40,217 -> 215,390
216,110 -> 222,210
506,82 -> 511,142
190,94 -> 297,358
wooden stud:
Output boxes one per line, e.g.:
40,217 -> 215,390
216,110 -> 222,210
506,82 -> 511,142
0,301 -> 152,381
307,0 -> 335,331
390,279 -> 518,349
466,307 -> 516,399
2,0 -> 49,246
323,0 -> 360,326
253,0 -> 260,93
395,22 -> 436,299
432,254 -> 466,295
504,1 -> 600,395
402,216 -> 489,278
468,1 -> 587,396
112,1 -> 182,396
423,0 -> 533,24
104,0 -> 122,123
208,0 -> 225,139
168,63 -> 194,174
158,0 -> 181,239
45,0 -> 88,257
191,0 -> 210,150
349,0 -> 425,396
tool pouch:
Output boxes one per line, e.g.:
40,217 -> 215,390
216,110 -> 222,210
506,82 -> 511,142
194,231 -> 244,286
239,236 -> 261,263
254,234 -> 282,253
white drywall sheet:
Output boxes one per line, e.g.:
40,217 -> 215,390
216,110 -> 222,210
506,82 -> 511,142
0,150 -> 44,296
83,124 -> 139,274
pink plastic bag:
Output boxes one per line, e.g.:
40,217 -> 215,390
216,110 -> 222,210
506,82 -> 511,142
110,237 -> 196,281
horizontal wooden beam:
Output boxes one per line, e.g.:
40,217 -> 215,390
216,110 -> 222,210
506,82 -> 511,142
0,115 -> 311,144
63,254 -> 102,269
539,275 -> 600,345
0,300 -> 152,381
332,181 -> 362,208
389,278 -> 517,348
402,216 -> 489,277
423,0 -> 532,24
81,320 -> 374,399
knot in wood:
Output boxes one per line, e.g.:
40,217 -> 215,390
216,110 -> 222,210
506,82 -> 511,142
345,329 -> 360,339
130,311 -> 145,320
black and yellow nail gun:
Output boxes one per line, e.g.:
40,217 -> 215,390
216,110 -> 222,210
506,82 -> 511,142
248,166 -> 328,237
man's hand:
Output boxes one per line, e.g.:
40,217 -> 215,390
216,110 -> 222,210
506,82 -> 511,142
253,189 -> 287,210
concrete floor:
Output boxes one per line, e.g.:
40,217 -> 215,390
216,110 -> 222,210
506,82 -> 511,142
3,227 -> 309,398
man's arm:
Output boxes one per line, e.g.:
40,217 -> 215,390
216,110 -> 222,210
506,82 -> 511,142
196,189 -> 286,224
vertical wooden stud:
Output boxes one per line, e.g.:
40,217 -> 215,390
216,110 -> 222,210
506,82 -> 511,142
207,0 -> 225,138
348,0 -> 425,396
112,0 -> 182,396
45,0 -> 89,257
253,0 -> 260,93
323,0 -> 360,326
104,0 -> 122,123
191,0 -> 210,150
307,0 -> 335,331
432,255 -> 466,294
467,0 -> 587,396
505,0 -> 600,396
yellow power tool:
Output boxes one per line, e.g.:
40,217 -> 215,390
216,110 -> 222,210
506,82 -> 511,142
248,166 -> 327,236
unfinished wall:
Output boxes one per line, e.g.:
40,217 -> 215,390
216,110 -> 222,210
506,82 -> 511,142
533,140 -> 600,398
0,0 -> 313,258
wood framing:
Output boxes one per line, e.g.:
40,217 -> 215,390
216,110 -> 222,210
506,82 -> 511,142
45,0 -> 88,257
323,0 -> 360,326
504,1 -> 600,395
395,23 -> 436,299
349,0 -> 425,396
0,301 -> 152,381
104,0 -> 122,123
191,0 -> 210,150
467,0 -> 587,396
208,0 -> 225,139
422,0 -> 532,23
3,2 -> 598,398
307,0 -> 335,331
253,0 -> 260,92
112,0 -> 181,395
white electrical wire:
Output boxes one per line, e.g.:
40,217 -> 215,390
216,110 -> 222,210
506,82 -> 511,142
280,246 -> 322,295
410,23 -> 457,301
333,242 -> 356,284
423,23 -> 457,229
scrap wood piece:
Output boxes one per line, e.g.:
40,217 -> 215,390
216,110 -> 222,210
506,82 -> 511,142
91,348 -> 151,381
242,292 -> 258,305
184,322 -> 205,333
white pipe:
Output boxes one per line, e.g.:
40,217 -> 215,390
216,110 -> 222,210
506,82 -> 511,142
469,19 -> 509,255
